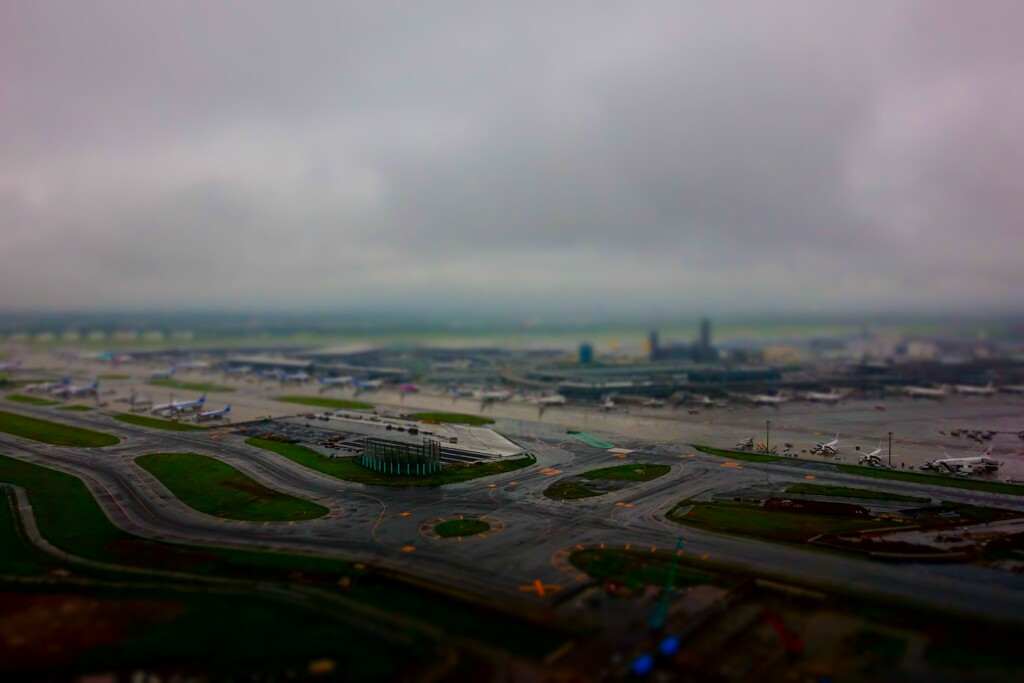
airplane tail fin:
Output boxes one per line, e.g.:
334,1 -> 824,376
199,394 -> 206,403
91,381 -> 100,389
225,405 -> 231,413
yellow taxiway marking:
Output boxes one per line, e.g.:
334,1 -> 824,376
487,484 -> 497,488
540,468 -> 563,475
508,481 -> 518,485
600,542 -> 605,549
701,553 -> 709,560
615,502 -> 625,506
612,453 -> 628,458
400,512 -> 411,516
519,579 -> 562,597
576,544 -> 584,550
805,475 -> 816,479
401,545 -> 416,552
625,544 -> 631,550
650,546 -> 657,552
720,462 -> 741,468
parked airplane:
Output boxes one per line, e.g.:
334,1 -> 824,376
747,393 -> 791,406
644,398 -> 666,407
954,382 -> 996,396
599,397 -> 619,412
811,434 -> 840,455
152,393 -> 206,414
220,365 -> 252,376
176,361 -> 211,371
150,366 -> 176,379
475,390 -> 512,402
0,361 -> 23,371
536,394 -> 567,406
196,405 -> 231,421
318,376 -> 353,386
55,380 -> 99,398
804,389 -> 845,404
26,378 -> 70,393
279,372 -> 310,383
922,451 -> 1001,475
904,385 -> 948,399
858,447 -> 884,466
353,379 -> 383,390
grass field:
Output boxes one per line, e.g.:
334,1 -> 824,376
246,438 -> 534,486
135,453 -> 328,521
435,519 -> 489,537
148,379 -> 235,393
407,412 -> 495,426
0,489 -> 57,575
693,444 -> 781,462
543,480 -> 603,500
668,499 -> 888,543
578,463 -> 670,481
570,548 -> 734,591
274,396 -> 374,410
5,394 -> 59,406
786,483 -> 929,503
0,454 -> 567,660
0,410 -> 119,447
835,464 -> 1024,496
59,405 -> 93,411
112,413 -> 205,432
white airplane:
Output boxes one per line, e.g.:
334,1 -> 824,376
858,446 -> 884,466
55,380 -> 99,398
196,405 -> 231,421
176,360 -> 211,371
318,376 -> 353,386
536,394 -> 567,406
475,390 -> 512,402
812,434 -> 840,455
450,387 -> 475,397
0,361 -> 23,371
644,398 -> 666,407
904,385 -> 948,399
748,393 -> 791,406
221,365 -> 252,376
804,389 -> 845,404
279,371 -> 310,383
152,393 -> 206,414
151,365 -> 176,379
27,378 -> 70,393
998,385 -> 1024,395
353,379 -> 383,390
924,451 -> 1002,475
954,382 -> 996,396
599,397 -> 619,412
687,395 -> 721,408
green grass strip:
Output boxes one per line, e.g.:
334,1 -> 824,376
135,453 -> 328,521
836,464 -> 1024,496
543,480 -> 604,500
148,379 -> 235,393
275,396 -> 374,410
246,438 -> 533,486
112,413 -> 205,432
5,393 -> 60,406
578,463 -> 670,481
668,500 -> 889,543
570,548 -> 737,591
407,412 -> 495,426
693,444 -> 780,463
0,410 -> 119,447
786,483 -> 929,503
59,405 -> 94,411
0,488 -> 57,575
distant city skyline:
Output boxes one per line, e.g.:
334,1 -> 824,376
2,2 -> 1022,313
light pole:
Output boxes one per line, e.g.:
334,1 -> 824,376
888,431 -> 893,468
766,420 -> 771,453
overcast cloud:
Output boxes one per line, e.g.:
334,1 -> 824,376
1,1 -> 1022,315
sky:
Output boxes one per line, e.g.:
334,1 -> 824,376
1,1 -> 1022,316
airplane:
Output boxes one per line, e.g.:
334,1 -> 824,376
644,398 -> 666,408
279,372 -> 310,383
858,447 -> 884,466
804,389 -> 845,404
318,376 -> 353,386
686,395 -> 723,408
536,394 -> 567,406
998,385 -> 1024,395
26,378 -> 70,393
400,384 -> 420,393
0,361 -> 23,371
747,393 -> 791,406
904,385 -> 948,399
475,390 -> 512,402
220,365 -> 252,376
450,387 -> 475,397
811,434 -> 840,455
152,393 -> 206,414
954,382 -> 996,396
923,451 -> 1002,475
353,379 -> 383,390
257,369 -> 285,380
196,405 -> 231,422
150,365 -> 176,379
599,397 -> 619,412
55,380 -> 99,398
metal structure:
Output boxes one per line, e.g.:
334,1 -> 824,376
359,437 -> 442,475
